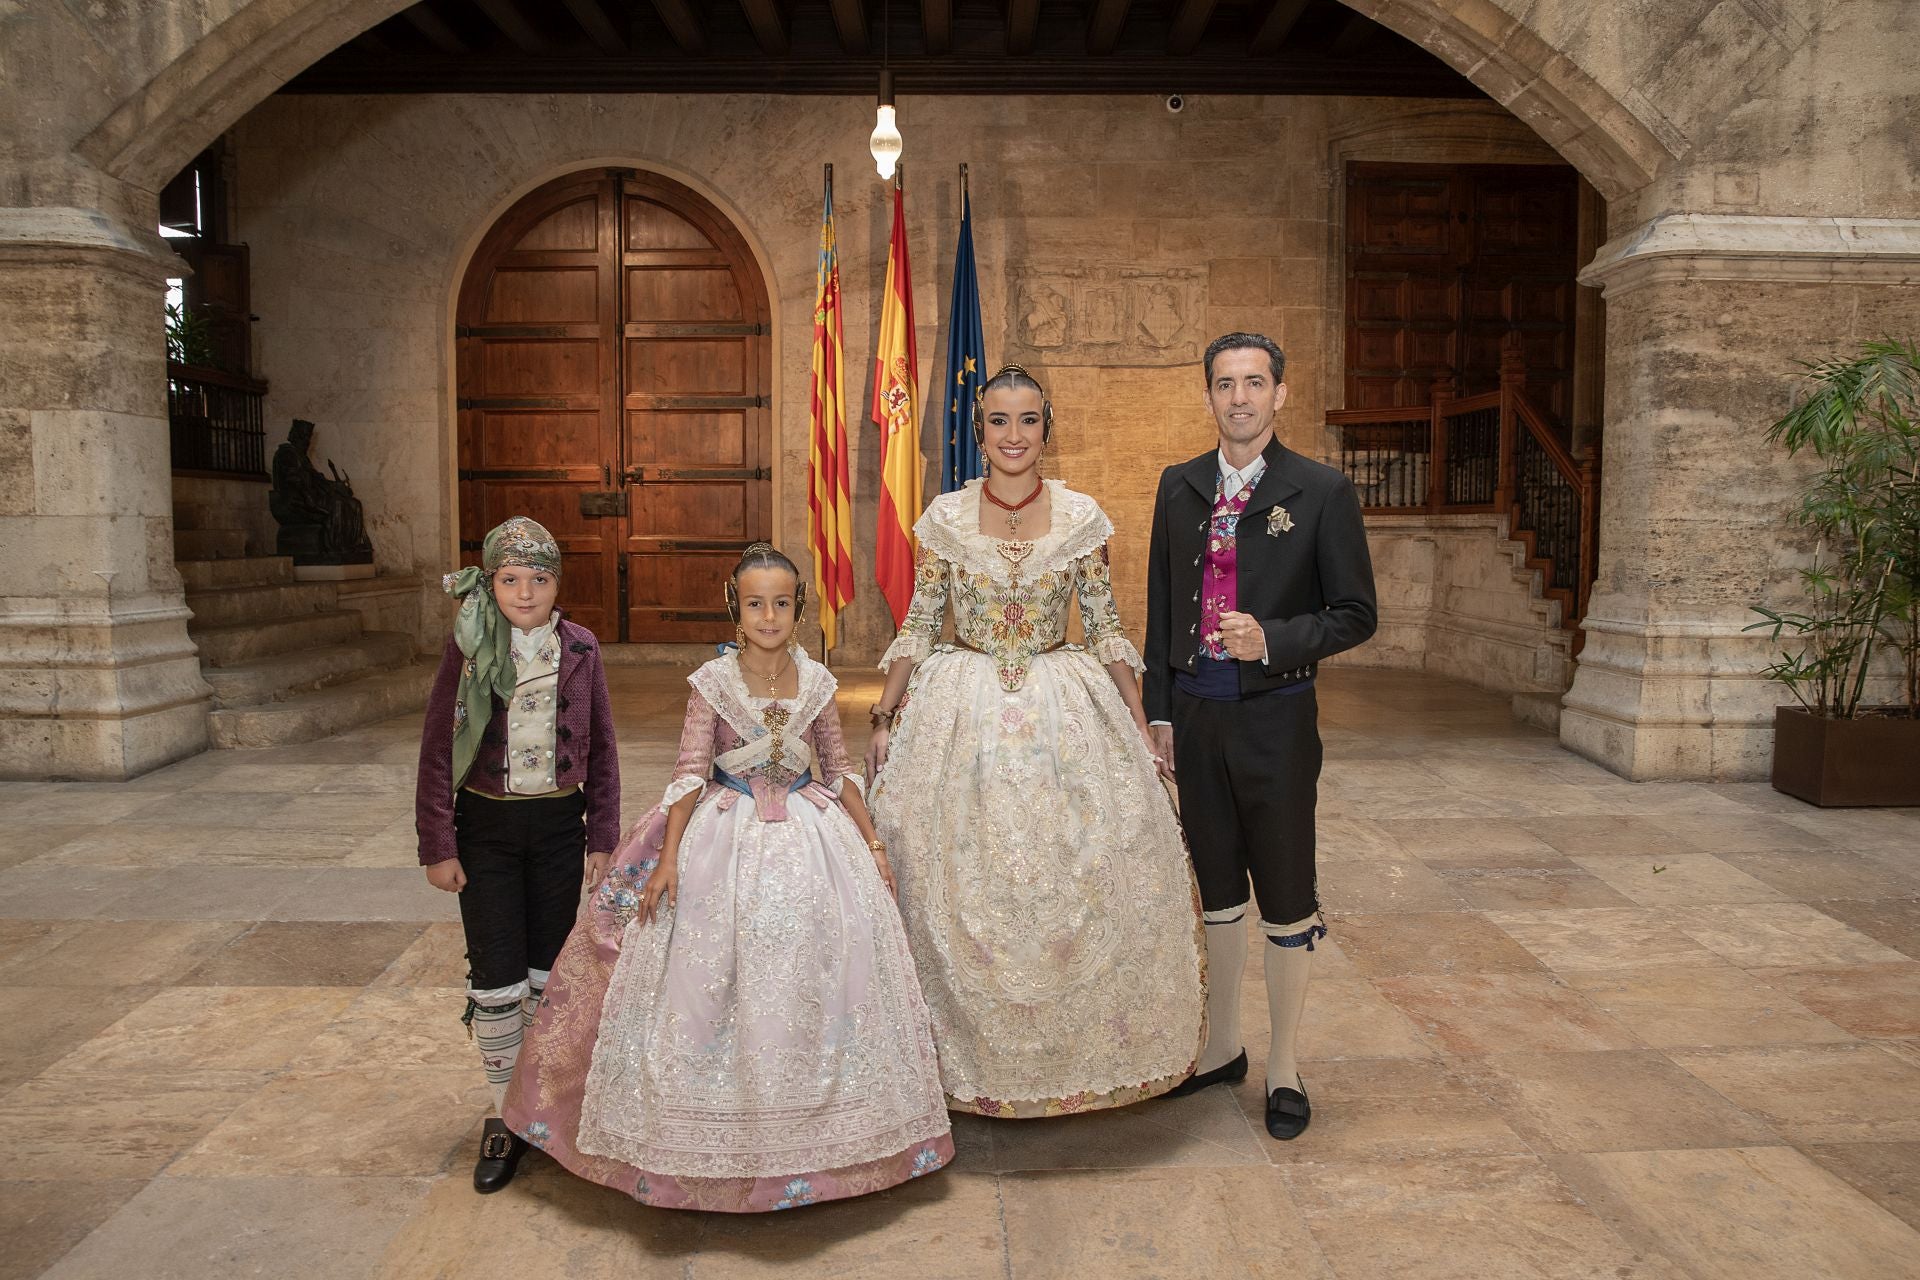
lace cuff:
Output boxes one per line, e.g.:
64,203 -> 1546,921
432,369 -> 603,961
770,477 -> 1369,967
661,774 -> 706,807
879,630 -> 933,672
1093,633 -> 1146,673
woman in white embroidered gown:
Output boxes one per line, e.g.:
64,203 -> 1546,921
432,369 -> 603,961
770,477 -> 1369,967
867,366 -> 1205,1116
504,546 -> 951,1211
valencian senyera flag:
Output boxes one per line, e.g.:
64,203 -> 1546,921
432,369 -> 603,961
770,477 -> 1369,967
807,169 -> 855,653
872,180 -> 922,628
938,180 -> 987,492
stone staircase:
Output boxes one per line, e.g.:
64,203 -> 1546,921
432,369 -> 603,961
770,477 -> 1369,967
175,500 -> 433,748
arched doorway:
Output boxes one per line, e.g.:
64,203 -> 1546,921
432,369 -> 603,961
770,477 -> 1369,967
455,166 -> 772,641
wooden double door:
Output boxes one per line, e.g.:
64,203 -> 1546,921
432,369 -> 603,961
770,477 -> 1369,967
1345,161 -> 1580,419
456,168 -> 771,642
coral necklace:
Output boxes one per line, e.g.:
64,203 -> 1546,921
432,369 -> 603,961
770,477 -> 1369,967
982,476 -> 1045,532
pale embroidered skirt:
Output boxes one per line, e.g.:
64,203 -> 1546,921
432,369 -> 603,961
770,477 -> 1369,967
502,786 -> 953,1211
871,646 -> 1206,1116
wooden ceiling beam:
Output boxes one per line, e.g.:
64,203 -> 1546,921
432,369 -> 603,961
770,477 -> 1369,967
737,0 -> 791,56
474,0 -> 550,53
1007,0 -> 1039,55
648,0 -> 706,52
1086,0 -> 1130,55
400,4 -> 470,54
827,0 -> 868,53
1167,0 -> 1217,55
561,0 -> 627,54
1330,12 -> 1377,55
1250,0 -> 1311,54
919,0 -> 951,55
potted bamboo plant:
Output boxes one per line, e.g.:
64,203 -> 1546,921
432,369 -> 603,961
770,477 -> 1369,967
1749,338 -> 1919,806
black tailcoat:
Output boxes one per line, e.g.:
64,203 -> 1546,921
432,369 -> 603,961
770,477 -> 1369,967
1143,436 -> 1378,721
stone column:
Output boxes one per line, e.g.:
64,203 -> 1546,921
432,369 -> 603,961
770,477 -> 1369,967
1560,214 -> 1920,780
0,200 -> 212,780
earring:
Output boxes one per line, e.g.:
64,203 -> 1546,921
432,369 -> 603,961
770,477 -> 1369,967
735,623 -> 746,650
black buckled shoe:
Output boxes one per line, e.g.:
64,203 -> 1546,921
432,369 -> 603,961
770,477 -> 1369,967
1164,1049 -> 1249,1098
473,1117 -> 530,1193
1265,1077 -> 1311,1140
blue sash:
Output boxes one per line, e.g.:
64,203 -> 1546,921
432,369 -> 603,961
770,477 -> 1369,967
713,766 -> 815,797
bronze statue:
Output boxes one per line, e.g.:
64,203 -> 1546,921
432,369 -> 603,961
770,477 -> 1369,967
269,418 -> 373,565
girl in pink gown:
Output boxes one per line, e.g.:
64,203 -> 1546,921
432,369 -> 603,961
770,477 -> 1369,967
501,544 -> 951,1211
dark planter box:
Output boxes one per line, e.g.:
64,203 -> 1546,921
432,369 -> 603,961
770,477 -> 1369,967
1772,706 -> 1920,807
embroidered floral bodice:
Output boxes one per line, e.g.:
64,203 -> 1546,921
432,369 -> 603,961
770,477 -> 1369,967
660,650 -> 857,821
880,480 -> 1144,690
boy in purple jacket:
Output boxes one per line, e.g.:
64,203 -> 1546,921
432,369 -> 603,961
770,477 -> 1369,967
416,515 -> 620,1193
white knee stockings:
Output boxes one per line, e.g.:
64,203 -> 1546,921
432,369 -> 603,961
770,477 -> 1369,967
1260,914 -> 1326,1094
1197,908 -> 1250,1075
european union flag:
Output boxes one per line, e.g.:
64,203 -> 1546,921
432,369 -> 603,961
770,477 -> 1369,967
938,185 -> 987,492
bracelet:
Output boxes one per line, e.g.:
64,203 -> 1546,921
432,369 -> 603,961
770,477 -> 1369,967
866,837 -> 887,853
868,703 -> 897,726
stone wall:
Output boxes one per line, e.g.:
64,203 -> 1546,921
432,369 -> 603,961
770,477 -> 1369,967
229,93 -> 1563,658
1331,514 -> 1573,696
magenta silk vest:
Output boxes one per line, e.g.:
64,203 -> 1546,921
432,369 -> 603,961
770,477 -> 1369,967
1199,476 -> 1254,660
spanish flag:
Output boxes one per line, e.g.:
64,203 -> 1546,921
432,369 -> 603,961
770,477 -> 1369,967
872,182 -> 922,627
807,169 -> 855,652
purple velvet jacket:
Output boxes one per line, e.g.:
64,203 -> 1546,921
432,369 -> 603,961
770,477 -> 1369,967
415,615 -> 621,866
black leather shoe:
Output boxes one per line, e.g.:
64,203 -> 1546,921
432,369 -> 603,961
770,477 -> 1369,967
1164,1049 -> 1249,1098
1265,1078 -> 1310,1140
473,1117 -> 529,1194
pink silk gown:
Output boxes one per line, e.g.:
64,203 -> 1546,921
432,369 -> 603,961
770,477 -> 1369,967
502,651 -> 953,1211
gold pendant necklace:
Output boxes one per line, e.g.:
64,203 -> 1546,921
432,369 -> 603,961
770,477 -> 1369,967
737,649 -> 792,698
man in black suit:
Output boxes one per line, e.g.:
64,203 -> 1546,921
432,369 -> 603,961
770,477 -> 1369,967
1146,332 -> 1377,1139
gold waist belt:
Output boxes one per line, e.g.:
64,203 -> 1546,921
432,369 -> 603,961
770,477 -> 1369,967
954,638 -> 1068,658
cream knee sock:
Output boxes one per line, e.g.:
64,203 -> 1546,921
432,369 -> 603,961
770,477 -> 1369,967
1260,914 -> 1326,1094
466,980 -> 530,1112
523,967 -> 550,1029
1196,908 -> 1249,1075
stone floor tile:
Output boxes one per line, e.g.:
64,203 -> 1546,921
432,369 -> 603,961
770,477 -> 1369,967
0,985 -> 160,1086
1813,897 -> 1920,959
1658,813 -> 1835,852
1281,1154 -> 1676,1279
1318,860 -> 1469,913
987,1085 -> 1265,1171
370,921 -> 469,989
306,988 -> 478,1070
11,920 -> 249,986
263,867 -> 463,923
1668,1043 -> 1920,1143
1747,962 -> 1920,1038
1779,808 -> 1920,855
100,867 -> 316,921
0,865 -> 158,920
0,791 -> 172,825
1799,1142 -> 1920,1233
180,921 -> 427,986
1376,972 -> 1644,1055
0,1069 -> 267,1179
1517,816 -> 1709,857
1562,963 -> 1856,1049
1485,908 -> 1718,971
50,986 -> 354,1075
1243,1057 -> 1528,1163
1002,1166 -> 1333,1280
0,918 -> 74,967
695,1171 -> 1006,1279
1665,903 -> 1910,967
1550,1146 -> 1920,1280
0,824 -> 98,871
1569,853 -> 1792,907
41,1175 -> 433,1280
0,1179 -> 145,1280
1720,848 -> 1920,902
1437,866 -> 1636,910
1333,912 -> 1549,977
375,1166 -> 699,1279
1296,977 -> 1436,1061
1371,818 -> 1561,861
172,1067 -> 486,1178
1453,1049 -> 1778,1153
1313,816 -> 1411,861
338,820 -> 421,868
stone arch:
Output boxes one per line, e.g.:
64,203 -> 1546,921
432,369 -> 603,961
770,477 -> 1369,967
76,0 -> 1678,202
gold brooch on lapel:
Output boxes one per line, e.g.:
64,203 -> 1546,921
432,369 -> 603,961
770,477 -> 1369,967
1267,506 -> 1294,536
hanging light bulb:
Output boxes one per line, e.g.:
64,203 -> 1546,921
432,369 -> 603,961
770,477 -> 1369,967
870,69 -> 903,181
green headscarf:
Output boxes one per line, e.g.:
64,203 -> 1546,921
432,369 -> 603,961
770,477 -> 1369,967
440,516 -> 563,792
